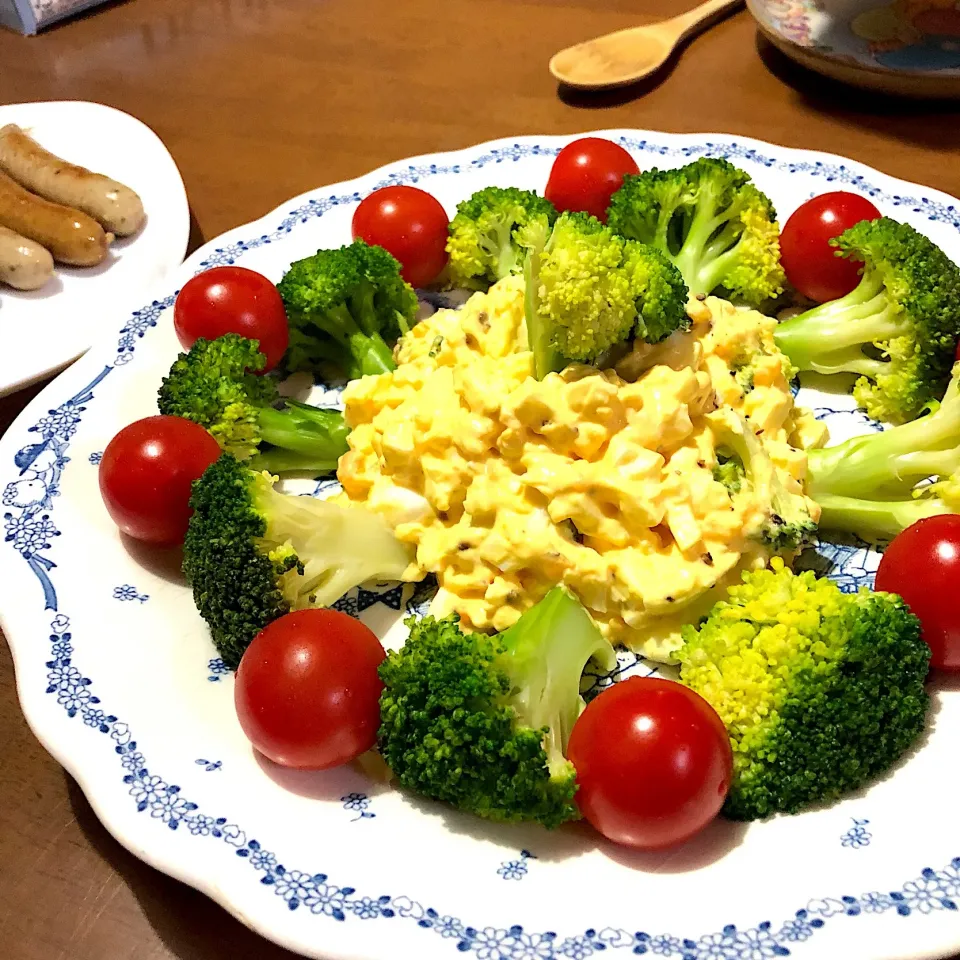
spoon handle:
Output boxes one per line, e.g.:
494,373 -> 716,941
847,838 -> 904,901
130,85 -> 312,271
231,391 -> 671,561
668,0 -> 744,42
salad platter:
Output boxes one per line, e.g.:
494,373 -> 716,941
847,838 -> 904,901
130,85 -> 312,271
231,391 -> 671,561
2,129 -> 960,960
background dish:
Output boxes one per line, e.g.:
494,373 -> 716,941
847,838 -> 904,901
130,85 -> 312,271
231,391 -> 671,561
748,0 -> 960,96
0,100 -> 189,396
1,129 -> 959,960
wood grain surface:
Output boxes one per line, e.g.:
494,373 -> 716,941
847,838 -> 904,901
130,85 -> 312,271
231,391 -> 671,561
1,1 -> 958,958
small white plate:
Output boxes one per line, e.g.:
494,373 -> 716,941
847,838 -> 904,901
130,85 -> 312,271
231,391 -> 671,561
0,100 -> 189,396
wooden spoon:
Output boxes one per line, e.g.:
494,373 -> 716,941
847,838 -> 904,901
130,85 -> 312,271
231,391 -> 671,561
550,0 -> 744,90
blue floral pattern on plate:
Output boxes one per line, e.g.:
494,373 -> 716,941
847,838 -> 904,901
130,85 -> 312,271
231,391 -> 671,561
498,850 -> 537,881
113,584 -> 148,603
341,793 -> 376,822
841,819 -> 872,850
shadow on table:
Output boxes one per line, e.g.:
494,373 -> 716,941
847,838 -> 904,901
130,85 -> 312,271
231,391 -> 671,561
755,33 -> 960,151
65,774 -> 302,960
187,207 -> 206,259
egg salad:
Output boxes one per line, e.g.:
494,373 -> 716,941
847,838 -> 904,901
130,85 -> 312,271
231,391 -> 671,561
338,277 -> 825,663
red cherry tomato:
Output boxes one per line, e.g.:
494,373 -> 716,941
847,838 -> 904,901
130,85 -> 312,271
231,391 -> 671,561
234,609 -> 386,769
352,185 -> 449,288
875,514 -> 960,671
779,192 -> 881,303
544,138 -> 640,222
99,415 -> 221,545
568,677 -> 732,849
173,266 -> 289,372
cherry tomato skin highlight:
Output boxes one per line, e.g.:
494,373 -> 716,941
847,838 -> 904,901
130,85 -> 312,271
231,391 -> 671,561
234,609 -> 387,769
779,192 -> 881,303
352,185 -> 449,288
544,138 -> 640,222
875,514 -> 960,671
568,677 -> 732,849
173,266 -> 289,372
99,415 -> 221,545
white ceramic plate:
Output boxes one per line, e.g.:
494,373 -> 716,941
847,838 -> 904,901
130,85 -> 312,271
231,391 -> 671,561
0,100 -> 189,396
2,130 -> 960,960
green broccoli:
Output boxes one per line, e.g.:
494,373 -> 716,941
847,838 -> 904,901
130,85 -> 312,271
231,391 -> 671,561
809,365 -> 960,498
158,334 -> 349,476
708,409 -> 817,551
712,450 -> 745,493
277,239 -> 419,381
773,218 -> 960,424
678,559 -> 930,820
812,484 -> 960,542
377,585 -> 616,828
525,211 -> 689,380
607,157 -> 785,306
183,454 -> 413,668
803,362 -> 960,540
446,186 -> 557,290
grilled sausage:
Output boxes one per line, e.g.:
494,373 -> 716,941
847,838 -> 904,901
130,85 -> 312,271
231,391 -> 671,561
0,125 -> 145,237
0,225 -> 54,290
0,169 -> 110,266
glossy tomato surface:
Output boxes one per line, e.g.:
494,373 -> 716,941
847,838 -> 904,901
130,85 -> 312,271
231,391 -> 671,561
875,514 -> 960,671
235,609 -> 387,769
544,138 -> 640,222
779,192 -> 881,303
352,185 -> 449,288
568,677 -> 732,849
99,415 -> 221,545
173,266 -> 289,371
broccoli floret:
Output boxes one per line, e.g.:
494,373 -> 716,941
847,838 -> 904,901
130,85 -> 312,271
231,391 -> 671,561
158,334 -> 349,475
712,450 -> 745,493
277,240 -> 419,381
607,157 -> 785,306
809,366 -> 960,498
525,211 -> 689,379
773,218 -> 960,423
377,586 -> 616,828
183,454 -> 413,668
708,409 -> 817,551
804,362 -> 960,540
678,559 -> 930,820
446,186 -> 557,290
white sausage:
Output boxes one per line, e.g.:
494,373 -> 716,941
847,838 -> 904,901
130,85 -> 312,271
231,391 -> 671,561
0,124 -> 145,237
0,224 -> 54,290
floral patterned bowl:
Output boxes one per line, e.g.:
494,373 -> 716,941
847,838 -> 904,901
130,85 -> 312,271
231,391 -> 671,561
2,130 -> 960,960
748,0 -> 960,96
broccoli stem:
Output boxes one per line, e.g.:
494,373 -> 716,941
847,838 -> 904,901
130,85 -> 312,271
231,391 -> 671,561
815,491 -> 950,540
497,587 -> 616,772
671,181 -> 756,296
488,220 -> 519,280
252,401 -> 350,476
773,271 -> 905,374
320,303 -> 397,377
808,375 -> 960,499
672,196 -> 727,295
524,228 -> 564,381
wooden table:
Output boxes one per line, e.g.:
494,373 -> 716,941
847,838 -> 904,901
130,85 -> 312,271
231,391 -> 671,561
1,1 -> 958,957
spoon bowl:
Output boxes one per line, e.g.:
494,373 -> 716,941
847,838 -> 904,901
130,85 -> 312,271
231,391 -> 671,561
550,0 -> 744,90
